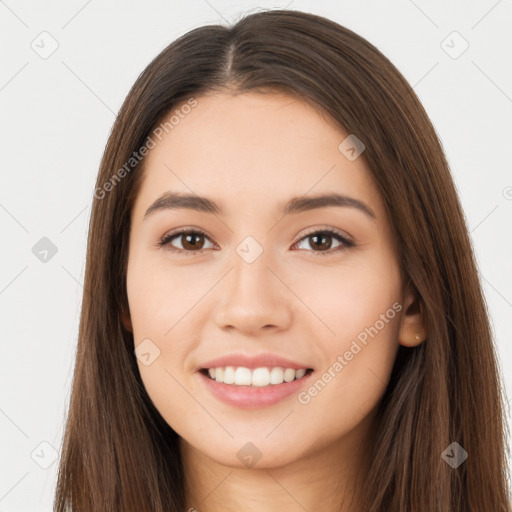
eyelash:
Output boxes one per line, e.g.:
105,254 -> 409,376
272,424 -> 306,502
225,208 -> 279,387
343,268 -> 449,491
157,226 -> 355,257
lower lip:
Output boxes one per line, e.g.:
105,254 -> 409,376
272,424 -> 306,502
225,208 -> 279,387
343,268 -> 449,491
197,370 -> 314,409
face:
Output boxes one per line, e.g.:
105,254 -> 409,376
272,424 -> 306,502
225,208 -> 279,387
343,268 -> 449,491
123,91 -> 423,469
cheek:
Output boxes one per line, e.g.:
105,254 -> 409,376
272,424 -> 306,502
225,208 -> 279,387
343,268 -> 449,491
291,292 -> 400,449
303,282 -> 401,394
126,259 -> 210,404
127,264 -> 197,420
127,257 -> 202,338
323,280 -> 402,354
290,255 -> 402,413
288,250 -> 402,345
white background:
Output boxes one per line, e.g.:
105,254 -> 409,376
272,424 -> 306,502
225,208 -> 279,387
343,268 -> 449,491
0,0 -> 511,509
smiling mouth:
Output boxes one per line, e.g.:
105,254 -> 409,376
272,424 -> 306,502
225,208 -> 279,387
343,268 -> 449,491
200,366 -> 314,387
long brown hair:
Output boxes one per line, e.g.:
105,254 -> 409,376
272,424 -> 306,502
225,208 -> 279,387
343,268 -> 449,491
54,9 -> 511,511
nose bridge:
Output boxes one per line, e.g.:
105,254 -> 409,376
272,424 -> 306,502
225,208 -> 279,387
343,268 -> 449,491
233,236 -> 272,290
213,234 -> 292,332
229,235 -> 278,304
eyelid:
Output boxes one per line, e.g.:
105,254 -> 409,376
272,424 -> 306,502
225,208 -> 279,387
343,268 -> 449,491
294,225 -> 353,245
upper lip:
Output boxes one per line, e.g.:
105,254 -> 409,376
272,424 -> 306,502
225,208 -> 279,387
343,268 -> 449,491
197,352 -> 314,371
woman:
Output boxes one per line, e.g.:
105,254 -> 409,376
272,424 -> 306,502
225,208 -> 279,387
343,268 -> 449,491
54,9 -> 511,511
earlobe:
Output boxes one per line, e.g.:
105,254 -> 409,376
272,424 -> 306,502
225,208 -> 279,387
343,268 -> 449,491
398,283 -> 426,347
405,331 -> 424,346
121,308 -> 133,333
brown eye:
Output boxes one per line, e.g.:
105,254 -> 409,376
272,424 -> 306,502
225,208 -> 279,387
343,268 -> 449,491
180,232 -> 206,250
293,229 -> 354,256
307,233 -> 333,251
159,229 -> 215,255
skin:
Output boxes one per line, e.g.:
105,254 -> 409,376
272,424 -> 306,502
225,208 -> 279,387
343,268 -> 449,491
122,91 -> 425,512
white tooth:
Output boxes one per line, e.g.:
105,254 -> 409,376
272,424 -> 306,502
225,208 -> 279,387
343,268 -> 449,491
215,367 -> 224,382
269,367 -> 284,385
252,367 -> 270,387
208,368 -> 216,379
223,366 -> 236,384
234,367 -> 252,385
295,369 -> 306,379
283,368 -> 296,382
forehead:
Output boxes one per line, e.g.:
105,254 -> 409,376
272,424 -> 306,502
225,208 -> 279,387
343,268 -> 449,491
133,91 -> 383,220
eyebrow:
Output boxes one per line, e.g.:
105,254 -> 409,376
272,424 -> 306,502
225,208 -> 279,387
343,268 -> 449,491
143,191 -> 376,220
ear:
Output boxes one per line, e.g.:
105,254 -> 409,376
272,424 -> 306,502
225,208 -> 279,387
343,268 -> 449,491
398,281 -> 426,347
121,306 -> 133,333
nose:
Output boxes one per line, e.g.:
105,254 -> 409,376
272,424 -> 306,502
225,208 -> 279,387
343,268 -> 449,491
212,248 -> 293,335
